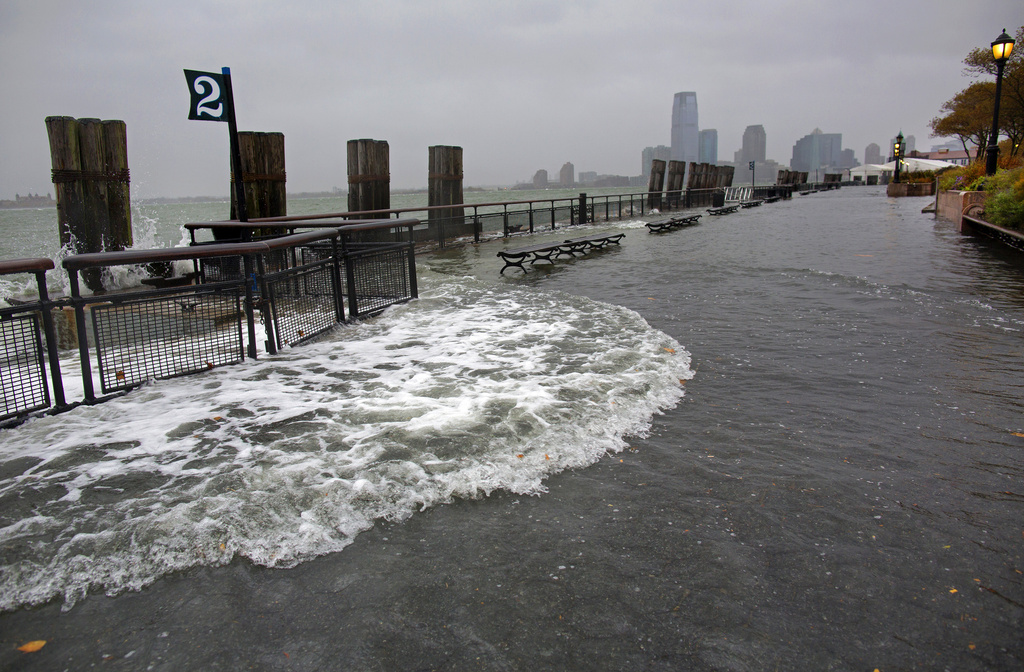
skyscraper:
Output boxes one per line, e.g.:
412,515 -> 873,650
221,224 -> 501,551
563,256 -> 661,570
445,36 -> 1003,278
791,128 -> 842,174
698,129 -> 718,165
670,92 -> 699,170
741,125 -> 766,164
864,143 -> 882,165
559,162 -> 574,187
642,145 -> 671,179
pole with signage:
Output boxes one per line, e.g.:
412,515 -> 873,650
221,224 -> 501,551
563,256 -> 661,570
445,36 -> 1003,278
184,67 -> 248,223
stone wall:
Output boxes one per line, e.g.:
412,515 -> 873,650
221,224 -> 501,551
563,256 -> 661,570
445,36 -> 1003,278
886,182 -> 936,197
935,190 -> 987,232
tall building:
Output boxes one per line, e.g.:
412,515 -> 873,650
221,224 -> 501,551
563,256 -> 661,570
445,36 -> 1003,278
532,169 -> 548,188
642,145 -> 671,179
670,92 -> 699,170
698,129 -> 718,165
864,143 -> 882,165
559,162 -> 574,187
740,125 -> 767,164
791,128 -> 843,174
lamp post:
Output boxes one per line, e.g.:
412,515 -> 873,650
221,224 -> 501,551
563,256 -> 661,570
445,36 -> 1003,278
986,28 -> 1016,176
893,132 -> 903,184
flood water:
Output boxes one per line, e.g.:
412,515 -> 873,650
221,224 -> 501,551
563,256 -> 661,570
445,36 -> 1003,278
1,185 -> 1022,671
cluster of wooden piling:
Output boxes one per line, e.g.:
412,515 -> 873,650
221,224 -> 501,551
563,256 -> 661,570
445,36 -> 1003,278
646,159 -> 735,210
686,162 -> 733,190
776,170 -> 808,186
45,116 -> 133,290
347,139 -> 391,214
428,146 -> 465,227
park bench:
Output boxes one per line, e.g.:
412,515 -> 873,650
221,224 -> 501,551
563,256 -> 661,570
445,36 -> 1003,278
645,214 -> 702,233
706,205 -> 739,216
740,200 -> 764,208
497,233 -> 624,274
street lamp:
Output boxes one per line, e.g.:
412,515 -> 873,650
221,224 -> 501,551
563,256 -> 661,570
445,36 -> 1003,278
893,131 -> 903,184
986,28 -> 1016,176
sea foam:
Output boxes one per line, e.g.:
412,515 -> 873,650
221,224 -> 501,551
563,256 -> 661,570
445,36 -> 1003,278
0,274 -> 691,611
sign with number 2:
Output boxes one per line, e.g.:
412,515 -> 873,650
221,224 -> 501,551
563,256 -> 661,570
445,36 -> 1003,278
184,70 -> 227,122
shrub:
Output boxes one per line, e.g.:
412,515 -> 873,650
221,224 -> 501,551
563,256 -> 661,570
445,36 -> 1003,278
983,190 -> 1024,230
938,161 -> 987,191
980,166 -> 1024,230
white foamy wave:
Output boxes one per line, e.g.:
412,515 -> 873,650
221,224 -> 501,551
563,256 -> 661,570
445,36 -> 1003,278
0,275 -> 691,612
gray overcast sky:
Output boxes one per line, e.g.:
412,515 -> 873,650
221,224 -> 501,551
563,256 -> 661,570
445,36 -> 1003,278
1,0 -> 1021,199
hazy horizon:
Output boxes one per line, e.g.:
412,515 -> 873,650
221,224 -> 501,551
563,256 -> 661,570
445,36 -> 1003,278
2,0 -> 1020,200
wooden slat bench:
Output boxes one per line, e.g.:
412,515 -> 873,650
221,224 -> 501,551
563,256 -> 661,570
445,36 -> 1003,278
645,214 -> 702,233
740,199 -> 764,208
706,205 -> 739,216
497,233 -> 624,274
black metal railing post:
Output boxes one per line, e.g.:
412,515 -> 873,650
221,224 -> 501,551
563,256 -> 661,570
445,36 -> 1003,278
330,237 -> 345,322
243,254 -> 260,358
407,239 -> 418,299
33,268 -> 66,408
65,270 -> 96,402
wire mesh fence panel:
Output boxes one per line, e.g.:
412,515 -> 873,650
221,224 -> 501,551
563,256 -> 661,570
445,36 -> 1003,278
198,254 -> 247,284
265,258 -> 340,349
0,313 -> 50,421
91,287 -> 245,393
345,244 -> 413,317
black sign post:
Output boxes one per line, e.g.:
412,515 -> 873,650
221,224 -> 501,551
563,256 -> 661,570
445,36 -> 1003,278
184,67 -> 248,223
749,160 -> 755,190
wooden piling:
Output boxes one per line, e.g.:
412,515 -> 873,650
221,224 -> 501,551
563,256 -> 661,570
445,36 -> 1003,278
45,116 -> 85,253
428,145 -> 464,235
46,115 -> 132,291
231,131 -> 286,221
347,139 -> 390,215
102,120 -> 132,251
647,159 -> 665,210
77,120 -> 111,256
665,161 -> 685,208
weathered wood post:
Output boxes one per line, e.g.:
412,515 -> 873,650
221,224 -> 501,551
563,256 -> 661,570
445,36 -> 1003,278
428,145 -> 464,245
347,139 -> 390,215
665,161 -> 685,210
230,131 -> 286,222
647,159 -> 665,210
102,120 -> 132,251
46,116 -> 132,291
578,192 -> 588,224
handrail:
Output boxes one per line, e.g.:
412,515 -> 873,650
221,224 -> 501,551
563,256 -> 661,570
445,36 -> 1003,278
0,258 -> 55,275
62,242 -> 269,270
259,228 -> 340,249
63,230 -> 339,270
182,217 -> 421,232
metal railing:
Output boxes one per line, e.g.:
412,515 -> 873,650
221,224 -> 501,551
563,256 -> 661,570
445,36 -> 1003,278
0,259 -> 65,422
1,220 -> 419,422
185,188 -> 768,251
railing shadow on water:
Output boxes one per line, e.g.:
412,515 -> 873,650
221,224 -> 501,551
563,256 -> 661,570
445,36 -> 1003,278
1,219 -> 419,425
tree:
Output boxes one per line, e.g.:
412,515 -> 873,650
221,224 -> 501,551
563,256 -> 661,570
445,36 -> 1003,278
960,26 -> 1024,157
929,82 -> 995,161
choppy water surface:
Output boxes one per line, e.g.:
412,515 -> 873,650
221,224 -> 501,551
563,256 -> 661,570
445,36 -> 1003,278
1,186 -> 1022,671
0,276 -> 688,611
